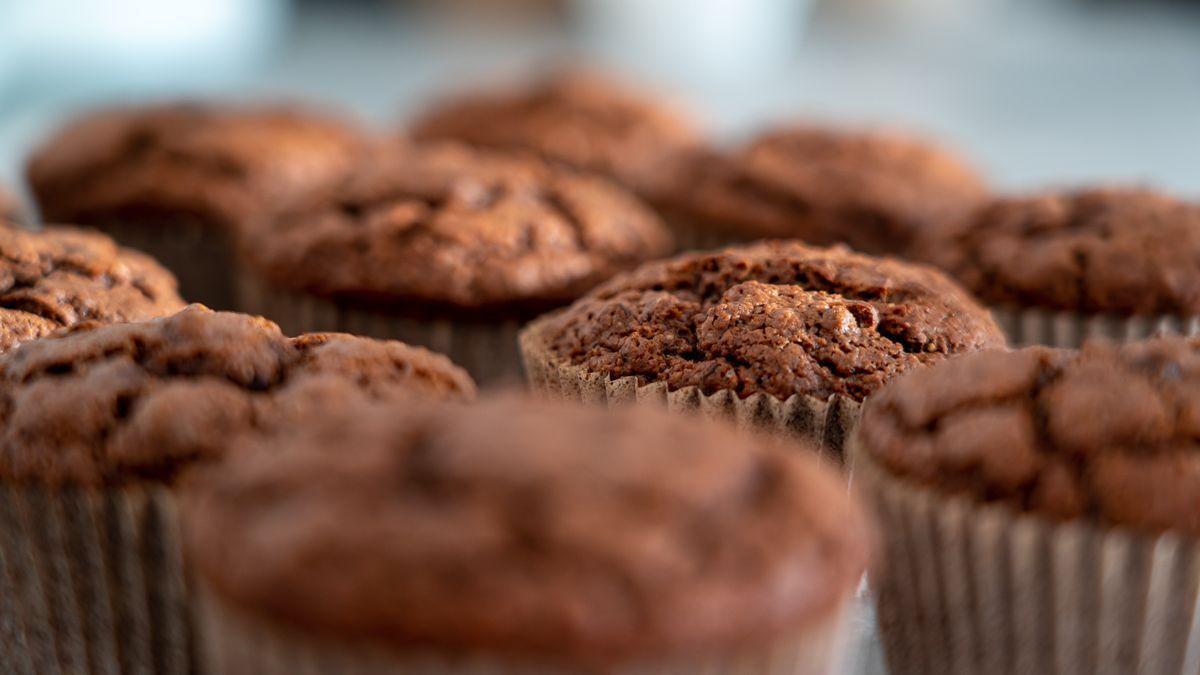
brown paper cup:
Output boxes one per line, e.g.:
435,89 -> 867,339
197,586 -> 854,675
0,484 -> 196,675
87,217 -> 237,310
519,317 -> 862,464
851,436 -> 1200,675
991,305 -> 1200,348
236,274 -> 524,385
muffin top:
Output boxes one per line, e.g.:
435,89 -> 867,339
185,393 -> 868,664
241,142 -> 673,316
529,241 -> 1005,402
27,102 -> 364,228
663,126 -> 986,255
410,70 -> 702,198
859,337 -> 1200,535
0,305 -> 475,487
0,225 -> 184,354
917,187 -> 1200,315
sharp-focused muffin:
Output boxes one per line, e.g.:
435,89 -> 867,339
916,188 -> 1200,342
0,225 -> 184,354
521,241 -> 1004,458
660,126 -> 986,255
26,102 -> 365,308
238,141 -> 673,383
409,70 -> 703,200
854,337 -> 1200,674
0,305 -> 473,675
186,393 -> 869,674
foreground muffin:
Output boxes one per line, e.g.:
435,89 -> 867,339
520,240 -> 1004,460
0,225 -> 184,353
26,102 -> 365,308
409,70 -> 703,201
238,141 -> 673,383
186,393 -> 869,674
916,186 -> 1200,346
659,126 -> 986,254
0,305 -> 473,675
854,338 -> 1200,674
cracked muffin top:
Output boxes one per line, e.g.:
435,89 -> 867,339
27,102 -> 365,229
0,305 -> 475,487
409,70 -> 703,198
916,187 -> 1200,315
859,337 -> 1200,535
662,126 -> 986,255
241,142 -> 673,316
0,226 -> 184,354
184,393 -> 869,664
527,241 -> 1004,402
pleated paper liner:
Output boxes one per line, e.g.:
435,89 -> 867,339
197,587 -> 854,675
851,436 -> 1200,675
519,318 -> 862,465
0,484 -> 197,675
991,306 -> 1200,348
89,216 -> 238,311
236,274 -> 524,386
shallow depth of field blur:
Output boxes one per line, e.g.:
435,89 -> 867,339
0,0 -> 1197,202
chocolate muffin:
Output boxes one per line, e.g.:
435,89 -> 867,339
0,305 -> 473,675
659,125 -> 986,254
238,141 -> 673,383
854,338 -> 1200,674
520,240 -> 1004,460
915,186 -> 1200,346
26,102 -> 365,308
0,225 -> 184,354
409,70 -> 703,201
186,393 -> 869,674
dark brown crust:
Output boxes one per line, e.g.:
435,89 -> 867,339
184,393 -> 869,664
859,337 -> 1200,535
26,102 -> 365,232
409,70 -> 703,198
916,187 -> 1200,315
0,305 -> 475,487
0,225 -> 184,354
533,241 -> 1005,402
240,142 -> 673,316
660,126 -> 986,255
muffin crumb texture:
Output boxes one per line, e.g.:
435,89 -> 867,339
919,187 -> 1200,315
861,337 -> 1200,534
243,142 -> 672,314
536,241 -> 1005,402
0,306 -> 474,486
186,394 -> 867,665
0,226 -> 184,353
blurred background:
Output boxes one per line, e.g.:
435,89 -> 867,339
0,0 -> 1198,196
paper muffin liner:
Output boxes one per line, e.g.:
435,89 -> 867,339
519,318 -> 862,464
991,305 -> 1200,348
851,436 -> 1200,675
0,484 -> 196,675
90,216 -> 237,311
236,274 -> 524,385
197,586 -> 854,675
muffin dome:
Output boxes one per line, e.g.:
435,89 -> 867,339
917,187 -> 1200,316
859,337 -> 1200,534
27,102 -> 364,229
0,305 -> 474,487
185,393 -> 868,665
410,70 -> 702,199
662,126 -> 985,255
0,226 -> 184,353
527,241 -> 1005,403
240,142 -> 673,316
